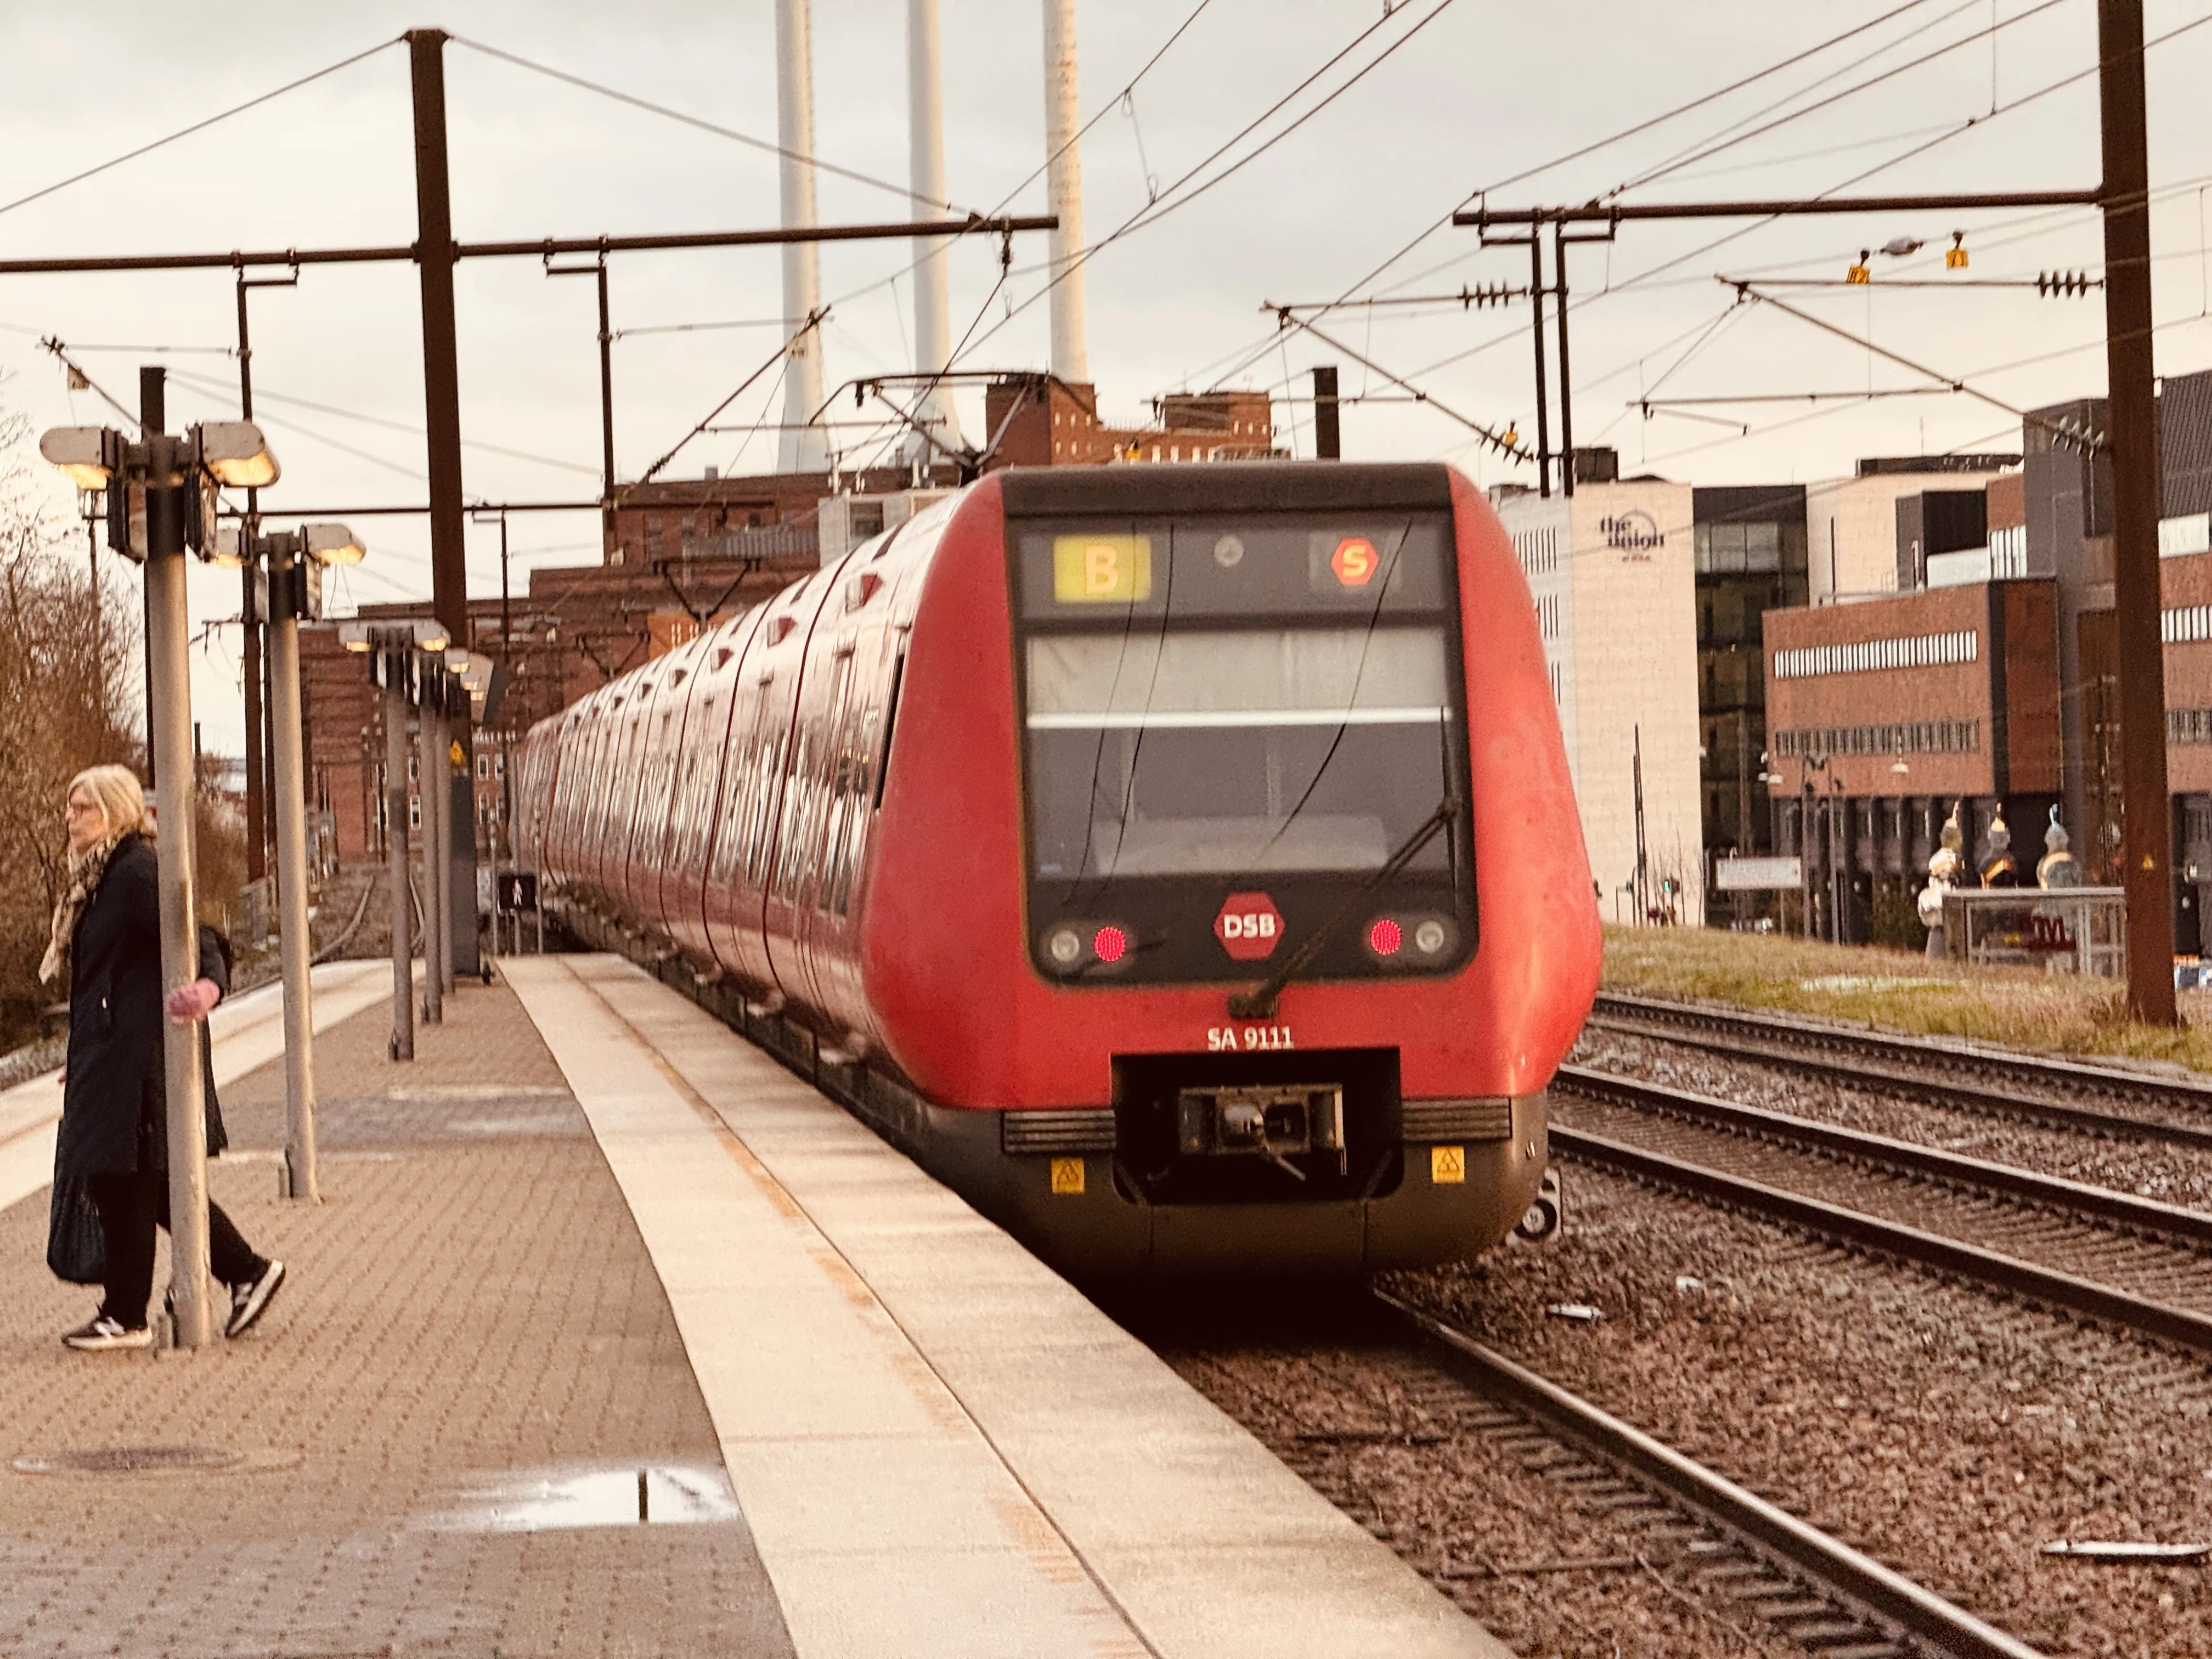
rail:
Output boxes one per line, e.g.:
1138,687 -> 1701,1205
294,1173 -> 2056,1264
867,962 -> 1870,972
1550,1122 -> 2212,1356
1590,990 -> 2212,1141
1557,1064 -> 2212,1246
1378,1292 -> 2048,1659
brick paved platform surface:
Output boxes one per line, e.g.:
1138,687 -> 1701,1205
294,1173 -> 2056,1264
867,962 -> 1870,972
0,975 -> 794,1659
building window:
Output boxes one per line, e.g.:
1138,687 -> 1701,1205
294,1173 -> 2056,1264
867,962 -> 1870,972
1774,719 -> 1979,759
1990,523 -> 2028,578
409,795 -> 422,829
1773,629 -> 1978,680
1696,520 -> 1786,574
1513,526 -> 1559,576
476,754 -> 492,781
2163,604 -> 2212,645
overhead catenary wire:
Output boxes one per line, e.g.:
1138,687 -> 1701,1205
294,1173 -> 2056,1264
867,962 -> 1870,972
637,312 -> 827,487
1282,16 -> 2212,455
1161,0 -> 2006,409
1264,0 -> 1962,340
450,35 -> 966,215
983,0 -> 1220,217
0,37 -> 400,223
1609,0 -> 2060,199
163,366 -> 601,477
946,0 -> 1463,378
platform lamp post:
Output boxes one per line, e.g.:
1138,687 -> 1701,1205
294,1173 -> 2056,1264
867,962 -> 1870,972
340,617 -> 449,1060
40,411 -> 278,1351
212,522 -> 367,1204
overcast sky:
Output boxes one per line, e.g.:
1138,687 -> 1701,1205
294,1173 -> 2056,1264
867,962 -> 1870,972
2,0 -> 2209,755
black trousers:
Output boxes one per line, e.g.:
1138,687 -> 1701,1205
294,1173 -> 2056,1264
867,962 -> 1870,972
87,1170 -> 263,1329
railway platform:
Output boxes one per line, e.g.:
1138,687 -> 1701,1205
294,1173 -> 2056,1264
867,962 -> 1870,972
0,952 -> 1508,1658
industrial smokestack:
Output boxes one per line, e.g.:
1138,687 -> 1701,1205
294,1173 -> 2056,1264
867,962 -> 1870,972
776,0 -> 829,473
908,0 -> 961,460
1042,0 -> 1088,385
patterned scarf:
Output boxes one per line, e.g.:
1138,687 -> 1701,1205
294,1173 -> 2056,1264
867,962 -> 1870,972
41,830 -> 124,985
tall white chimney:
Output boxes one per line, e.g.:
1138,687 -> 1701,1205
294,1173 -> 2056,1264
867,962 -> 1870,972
908,0 -> 962,460
1042,0 -> 1088,385
776,0 -> 830,473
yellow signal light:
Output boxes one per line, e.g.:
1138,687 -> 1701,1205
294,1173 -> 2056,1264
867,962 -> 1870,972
1946,230 -> 1968,271
1846,250 -> 1871,285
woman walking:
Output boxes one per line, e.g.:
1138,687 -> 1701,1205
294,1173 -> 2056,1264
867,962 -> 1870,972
45,764 -> 284,1351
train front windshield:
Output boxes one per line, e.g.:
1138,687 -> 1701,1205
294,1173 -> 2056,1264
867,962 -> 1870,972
1011,506 -> 1476,985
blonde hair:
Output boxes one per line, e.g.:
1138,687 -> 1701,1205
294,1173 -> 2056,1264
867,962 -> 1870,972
67,764 -> 148,842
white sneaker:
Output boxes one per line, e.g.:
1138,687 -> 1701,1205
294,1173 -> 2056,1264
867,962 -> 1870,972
61,1316 -> 153,1352
226,1260 -> 286,1339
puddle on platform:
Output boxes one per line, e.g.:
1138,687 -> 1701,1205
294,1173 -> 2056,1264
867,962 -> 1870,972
424,1464 -> 741,1532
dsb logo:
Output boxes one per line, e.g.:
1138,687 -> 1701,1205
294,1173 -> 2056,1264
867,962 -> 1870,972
1214,892 -> 1285,961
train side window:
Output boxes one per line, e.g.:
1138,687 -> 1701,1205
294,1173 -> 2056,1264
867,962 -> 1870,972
818,653 -> 867,915
872,649 -> 906,810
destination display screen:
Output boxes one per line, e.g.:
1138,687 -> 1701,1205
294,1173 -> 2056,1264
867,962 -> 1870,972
1017,515 -> 1452,621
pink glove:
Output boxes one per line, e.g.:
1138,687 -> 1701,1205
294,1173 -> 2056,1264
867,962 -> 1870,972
165,978 -> 221,1026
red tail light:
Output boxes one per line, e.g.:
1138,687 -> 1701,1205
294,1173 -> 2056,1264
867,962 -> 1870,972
1367,918 -> 1402,956
1092,925 -> 1128,964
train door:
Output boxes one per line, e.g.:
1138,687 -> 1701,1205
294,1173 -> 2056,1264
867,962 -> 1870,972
789,560 -> 919,1033
625,636 -> 707,935
771,639 -> 858,1021
704,571 -> 837,994
665,612 -> 759,960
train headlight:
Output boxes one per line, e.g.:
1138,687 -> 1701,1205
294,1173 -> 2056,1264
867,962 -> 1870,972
1414,918 -> 1447,955
1046,926 -> 1085,967
1367,917 -> 1403,956
1092,924 -> 1128,964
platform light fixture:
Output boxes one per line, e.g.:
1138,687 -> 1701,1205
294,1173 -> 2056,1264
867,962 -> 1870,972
194,420 -> 280,488
38,425 -> 119,490
302,522 -> 366,565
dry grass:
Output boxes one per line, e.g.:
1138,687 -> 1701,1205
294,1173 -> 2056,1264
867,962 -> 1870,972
1602,924 -> 2212,1076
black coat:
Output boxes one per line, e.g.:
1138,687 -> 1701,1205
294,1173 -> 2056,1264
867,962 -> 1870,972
54,835 -> 229,1182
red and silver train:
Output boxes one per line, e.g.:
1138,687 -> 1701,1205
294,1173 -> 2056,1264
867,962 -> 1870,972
514,463 -> 1600,1275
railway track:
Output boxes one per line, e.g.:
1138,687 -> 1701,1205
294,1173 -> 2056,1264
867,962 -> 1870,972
1551,1064 -> 2212,1356
1589,991 -> 2212,1148
1370,1291 -> 2046,1659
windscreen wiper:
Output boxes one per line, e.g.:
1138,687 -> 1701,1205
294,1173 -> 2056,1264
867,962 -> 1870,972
1227,795 -> 1459,1021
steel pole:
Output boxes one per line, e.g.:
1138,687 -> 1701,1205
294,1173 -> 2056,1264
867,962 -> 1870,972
236,278 -> 267,887
417,695 -> 445,1022
438,696 -> 461,994
1528,235 -> 1550,498
2098,0 -> 2177,1023
139,413 -> 213,1347
266,539 -> 320,1201
1553,221 -> 1576,497
385,667 -> 415,1061
409,29 -> 478,986
596,264 -> 615,552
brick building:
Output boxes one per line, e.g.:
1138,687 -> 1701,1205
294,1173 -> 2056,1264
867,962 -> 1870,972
1765,580 -> 2062,942
298,377 -> 1283,872
980,377 -> 1278,466
301,548 -> 815,867
1761,366 -> 2212,947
